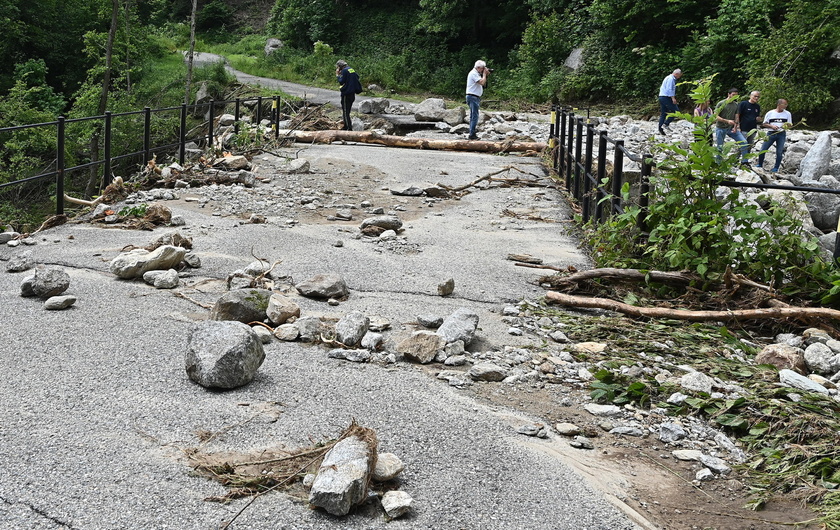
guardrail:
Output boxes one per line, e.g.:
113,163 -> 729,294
548,106 -> 840,261
0,95 -> 287,216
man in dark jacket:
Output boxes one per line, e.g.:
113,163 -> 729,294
336,60 -> 362,131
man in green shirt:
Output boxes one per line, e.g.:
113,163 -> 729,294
715,88 -> 749,165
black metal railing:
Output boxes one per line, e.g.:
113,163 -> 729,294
548,105 -> 840,259
0,95 -> 287,216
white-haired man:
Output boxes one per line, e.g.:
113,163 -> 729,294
465,60 -> 490,140
657,68 -> 682,135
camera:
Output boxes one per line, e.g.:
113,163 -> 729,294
486,68 -> 494,73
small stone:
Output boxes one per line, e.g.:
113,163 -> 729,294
569,436 -> 594,449
44,295 -> 77,310
372,453 -> 405,482
381,490 -> 413,519
696,468 -> 714,481
437,278 -> 455,296
555,423 -> 580,436
273,323 -> 299,341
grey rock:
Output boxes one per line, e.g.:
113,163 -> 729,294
398,330 -> 446,364
360,215 -> 403,231
185,320 -> 265,389
381,490 -> 412,519
328,348 -> 372,362
417,314 -> 444,328
696,468 -> 714,481
569,435 -> 594,449
209,289 -> 272,324
20,266 -> 70,298
372,453 -> 404,482
0,231 -> 19,244
437,278 -> 455,296
309,435 -> 374,516
549,330 -> 570,343
183,253 -> 201,268
335,311 -> 369,346
273,323 -> 299,341
659,422 -> 687,443
437,307 -> 479,345
468,363 -> 508,382
6,250 -> 34,272
780,368 -> 829,394
517,424 -> 548,438
699,454 -> 731,475
436,370 -> 473,387
44,295 -> 77,310
109,245 -> 187,279
583,403 -> 622,417
555,423 -> 581,436
295,273 -> 349,300
672,449 -> 703,461
391,186 -> 424,197
360,331 -> 383,351
266,294 -> 301,325
804,342 -> 840,375
288,158 -> 310,173
252,326 -> 273,344
799,131 -> 833,182
143,269 -> 179,289
680,371 -> 715,394
296,316 -> 323,342
667,392 -> 688,405
413,98 -> 446,122
610,426 -> 644,437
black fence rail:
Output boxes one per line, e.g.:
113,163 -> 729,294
548,106 -> 840,261
0,95 -> 288,217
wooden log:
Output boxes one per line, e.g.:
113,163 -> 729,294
545,291 -> 840,324
279,129 -> 545,153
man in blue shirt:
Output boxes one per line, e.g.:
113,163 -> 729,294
658,69 -> 682,135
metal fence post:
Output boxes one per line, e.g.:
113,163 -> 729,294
566,113 -> 574,191
143,107 -> 151,167
102,111 -> 112,190
639,153 -> 653,233
612,139 -> 625,217
56,116 -> 65,215
256,96 -> 263,127
595,130 -> 608,223
273,96 -> 280,139
179,104 -> 187,165
207,99 -> 215,150
234,98 -> 241,135
573,117 -> 583,199
582,123 -> 594,223
558,108 -> 567,176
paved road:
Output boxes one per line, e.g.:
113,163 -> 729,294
0,106 -> 646,528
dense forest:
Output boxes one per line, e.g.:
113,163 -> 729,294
1,0 -> 838,122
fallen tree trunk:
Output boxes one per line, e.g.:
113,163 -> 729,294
545,291 -> 840,324
278,129 -> 545,153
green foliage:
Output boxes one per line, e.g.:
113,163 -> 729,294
266,0 -> 339,49
197,0 -> 233,31
118,203 -> 149,217
590,369 -> 652,407
583,77 -> 840,300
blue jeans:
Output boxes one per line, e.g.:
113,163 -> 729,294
757,131 -> 786,170
715,127 -> 749,163
466,94 -> 480,137
658,96 -> 678,128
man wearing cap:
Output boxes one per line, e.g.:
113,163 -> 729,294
336,60 -> 361,131
465,60 -> 490,140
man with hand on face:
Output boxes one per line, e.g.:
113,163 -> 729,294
336,60 -> 362,131
466,60 -> 490,141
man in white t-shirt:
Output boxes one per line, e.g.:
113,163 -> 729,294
756,99 -> 792,173
465,60 -> 490,140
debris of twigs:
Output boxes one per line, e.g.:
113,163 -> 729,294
185,420 -> 375,529
436,165 -> 549,197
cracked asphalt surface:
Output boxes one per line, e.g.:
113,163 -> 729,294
0,136 -> 648,528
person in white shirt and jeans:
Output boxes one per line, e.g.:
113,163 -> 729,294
657,68 -> 682,135
466,60 -> 490,140
756,99 -> 792,173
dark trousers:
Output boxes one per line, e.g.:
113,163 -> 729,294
658,96 -> 678,128
341,93 -> 355,131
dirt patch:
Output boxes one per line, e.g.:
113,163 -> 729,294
465,381 -> 820,530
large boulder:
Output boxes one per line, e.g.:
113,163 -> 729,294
798,131 -> 834,182
413,98 -> 447,122
109,245 -> 187,279
210,289 -> 272,323
397,330 -> 446,364
185,320 -> 265,389
264,38 -> 283,55
755,343 -> 806,373
335,311 -> 369,347
359,98 -> 390,114
20,266 -> 70,298
295,273 -> 349,299
803,176 -> 840,230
